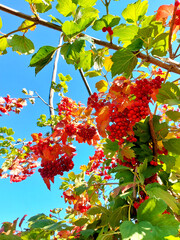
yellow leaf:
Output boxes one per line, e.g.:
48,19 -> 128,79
18,20 -> 36,33
104,56 -> 113,72
121,146 -> 135,159
95,80 -> 108,92
80,165 -> 87,171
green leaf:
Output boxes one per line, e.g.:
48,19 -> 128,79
109,206 -> 128,228
87,205 -> 109,215
113,24 -> 138,46
31,219 -> 55,229
111,48 -> 137,77
157,82 -> 180,105
166,110 -> 180,121
49,15 -> 62,25
56,0 -> 76,17
122,0 -> 148,24
152,115 -> 169,140
158,155 -> 176,173
126,38 -> 143,51
78,0 -> 97,7
84,70 -> 101,77
77,51 -> 93,71
92,14 -> 120,31
121,221 -> 154,240
103,139 -> 119,158
28,213 -> 46,223
35,2 -> 52,13
73,217 -> 88,226
29,46 -> 57,75
7,35 -> 34,55
80,229 -> 95,239
74,184 -> 87,195
146,187 -> 180,214
137,198 -> 179,238
163,138 -> 180,155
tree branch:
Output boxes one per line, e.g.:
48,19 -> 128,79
49,34 -> 63,117
79,69 -> 92,96
1,4 -> 180,75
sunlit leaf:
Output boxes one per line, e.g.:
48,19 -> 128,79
7,35 -> 35,55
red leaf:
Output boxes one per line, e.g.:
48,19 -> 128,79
156,4 -> 174,22
62,145 -> 76,157
43,177 -> 51,190
19,214 -> 27,228
96,106 -> 110,137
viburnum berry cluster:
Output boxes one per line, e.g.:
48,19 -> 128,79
107,76 -> 164,143
38,154 -> 74,178
102,26 -> 113,35
0,95 -> 27,116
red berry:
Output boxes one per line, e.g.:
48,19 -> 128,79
108,29 -> 114,36
107,26 -> 112,32
102,27 -> 107,32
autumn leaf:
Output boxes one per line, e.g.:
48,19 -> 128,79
31,133 -> 40,142
121,146 -> 135,159
43,177 -> 51,190
95,80 -> 108,92
62,144 -> 76,157
156,4 -> 174,23
96,106 -> 110,137
104,56 -> 113,72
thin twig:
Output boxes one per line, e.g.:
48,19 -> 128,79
79,69 -> 92,96
1,4 -> 180,74
174,43 -> 180,58
35,91 -> 54,109
0,23 -> 36,40
49,34 -> 63,117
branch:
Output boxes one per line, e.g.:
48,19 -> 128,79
1,4 -> 180,75
49,34 -> 63,117
0,23 -> 36,40
79,69 -> 92,96
35,91 -> 54,109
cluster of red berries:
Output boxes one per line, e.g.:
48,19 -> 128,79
38,154 -> 74,178
87,92 -> 106,111
0,95 -> 27,116
76,124 -> 96,142
117,157 -> 138,169
58,97 -> 75,116
65,123 -> 77,136
133,191 -> 149,209
107,76 -> 164,143
107,106 -> 132,142
102,26 -> 113,35
65,123 -> 97,142
144,173 -> 158,185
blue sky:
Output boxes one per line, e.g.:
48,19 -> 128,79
0,0 -> 173,226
